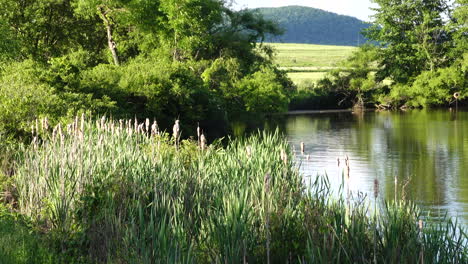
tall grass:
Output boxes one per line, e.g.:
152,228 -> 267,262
6,116 -> 468,263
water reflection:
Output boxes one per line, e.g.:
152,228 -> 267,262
282,110 -> 468,225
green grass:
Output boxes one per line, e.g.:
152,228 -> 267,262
2,116 -> 467,263
287,72 -> 328,88
268,43 -> 357,68
267,43 -> 356,87
0,206 -> 57,264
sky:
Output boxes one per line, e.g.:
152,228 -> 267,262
232,0 -> 376,21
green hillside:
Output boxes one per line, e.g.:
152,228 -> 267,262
256,6 -> 370,46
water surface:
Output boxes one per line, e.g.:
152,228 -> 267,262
282,110 -> 468,224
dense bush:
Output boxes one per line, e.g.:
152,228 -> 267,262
0,0 -> 291,138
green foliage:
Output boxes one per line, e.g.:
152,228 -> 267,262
366,0 -> 451,83
0,0 -> 290,137
314,0 -> 468,109
0,60 -> 60,136
316,45 -> 382,108
236,66 -> 290,116
0,0 -> 104,62
0,206 -> 58,264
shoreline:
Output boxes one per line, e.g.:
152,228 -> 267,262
285,108 -> 374,115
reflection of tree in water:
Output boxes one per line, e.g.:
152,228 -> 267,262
283,110 -> 468,222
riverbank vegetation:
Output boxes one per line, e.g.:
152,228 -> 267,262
0,117 -> 467,263
1,1 -> 468,262
293,0 -> 467,110
0,0 -> 294,138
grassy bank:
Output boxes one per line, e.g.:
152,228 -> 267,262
1,116 -> 467,263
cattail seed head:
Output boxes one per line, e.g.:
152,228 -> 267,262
280,149 -> 287,165
300,142 -> 305,154
151,121 -> 158,136
100,116 -> 106,130
419,219 -> 423,230
246,145 -> 252,158
344,165 -> 350,180
80,114 -> 85,132
68,123 -> 73,135
173,120 -> 180,139
264,173 -> 271,193
374,179 -> 379,199
138,123 -> 144,134
145,118 -> 150,133
200,133 -> 207,151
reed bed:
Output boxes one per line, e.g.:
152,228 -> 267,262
4,116 -> 467,263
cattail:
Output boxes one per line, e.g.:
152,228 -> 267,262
419,219 -> 423,230
52,125 -> 57,141
31,124 -> 35,137
345,156 -> 351,180
197,123 -> 201,147
264,172 -> 271,264
74,115 -> 79,134
100,116 -> 106,130
80,113 -> 85,133
173,120 -> 180,147
58,123 -> 64,145
280,149 -> 287,165
145,118 -> 150,134
66,123 -> 72,135
337,157 -> 340,167
35,119 -> 39,135
78,130 -> 84,141
306,154 -> 310,161
119,119 -> 123,131
134,117 -> 138,132
151,121 -> 158,136
300,142 -> 305,154
200,133 -> 207,151
137,123 -> 144,134
43,117 -> 49,131
127,119 -> 131,134
374,178 -> 379,199
246,145 -> 252,158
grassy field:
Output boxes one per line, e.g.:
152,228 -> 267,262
267,43 -> 357,87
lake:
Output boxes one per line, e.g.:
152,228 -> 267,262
282,109 -> 468,225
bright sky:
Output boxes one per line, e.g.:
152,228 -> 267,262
232,0 -> 376,21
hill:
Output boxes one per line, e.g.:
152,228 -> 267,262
255,6 -> 370,46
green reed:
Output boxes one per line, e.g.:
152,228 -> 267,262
6,116 -> 468,263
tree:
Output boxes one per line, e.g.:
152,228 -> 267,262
317,45 -> 382,108
0,0 -> 104,61
365,0 -> 450,83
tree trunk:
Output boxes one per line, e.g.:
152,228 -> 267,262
99,6 -> 120,66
